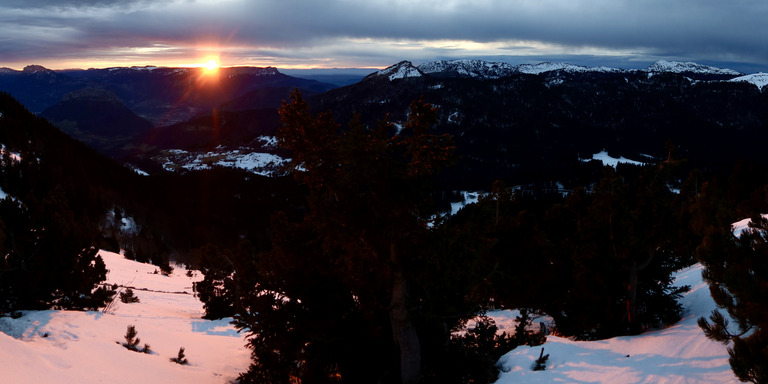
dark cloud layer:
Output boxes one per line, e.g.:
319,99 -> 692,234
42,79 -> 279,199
1,0 -> 766,72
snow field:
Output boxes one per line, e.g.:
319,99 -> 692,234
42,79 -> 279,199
0,250 -> 744,383
0,250 -> 250,384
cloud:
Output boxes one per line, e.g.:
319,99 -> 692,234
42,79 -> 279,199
0,0 -> 766,71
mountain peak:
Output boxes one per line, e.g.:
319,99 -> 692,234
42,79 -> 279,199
418,59 -> 518,79
647,60 -> 741,76
22,65 -> 54,74
366,61 -> 423,81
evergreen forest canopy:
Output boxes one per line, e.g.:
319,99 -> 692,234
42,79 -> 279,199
1,63 -> 768,383
194,90 -> 768,383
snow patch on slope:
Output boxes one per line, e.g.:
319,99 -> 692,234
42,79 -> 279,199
494,263 -> 738,383
582,150 -> 645,168
451,191 -> 482,215
158,146 -> 289,176
731,214 -> 768,237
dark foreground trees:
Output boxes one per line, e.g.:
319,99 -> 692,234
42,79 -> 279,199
698,214 -> 768,383
209,91 -> 700,383
232,91 -> 500,383
0,93 -> 116,313
460,164 -> 691,340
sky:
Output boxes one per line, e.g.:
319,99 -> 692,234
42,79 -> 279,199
1,0 -> 767,73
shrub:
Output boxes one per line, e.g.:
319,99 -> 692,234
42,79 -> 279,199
170,347 -> 189,365
120,325 -> 151,353
121,325 -> 141,351
119,288 -> 140,303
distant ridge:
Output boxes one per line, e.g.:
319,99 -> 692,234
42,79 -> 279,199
646,60 -> 742,76
365,59 -> 745,82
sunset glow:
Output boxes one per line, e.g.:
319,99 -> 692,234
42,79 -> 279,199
0,0 -> 765,74
203,59 -> 219,73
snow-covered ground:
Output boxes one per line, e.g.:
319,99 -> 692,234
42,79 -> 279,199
728,73 -> 768,89
583,150 -> 646,168
0,250 -> 250,384
451,191 -> 481,215
494,263 -> 738,384
157,146 -> 289,176
0,251 -> 740,383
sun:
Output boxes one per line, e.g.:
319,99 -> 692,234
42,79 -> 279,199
202,59 -> 219,74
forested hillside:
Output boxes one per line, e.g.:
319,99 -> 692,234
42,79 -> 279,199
0,92 -> 132,312
0,92 -> 305,314
311,62 -> 768,189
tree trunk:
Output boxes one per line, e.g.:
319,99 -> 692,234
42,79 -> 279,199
627,260 -> 639,334
626,251 -> 655,334
389,243 -> 421,384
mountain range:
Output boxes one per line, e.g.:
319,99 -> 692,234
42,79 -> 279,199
1,59 -> 767,189
0,65 -> 333,158
368,59 -> 751,81
313,59 -> 768,188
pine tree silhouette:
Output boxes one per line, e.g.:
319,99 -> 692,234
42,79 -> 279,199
170,347 -> 189,365
122,325 -> 140,351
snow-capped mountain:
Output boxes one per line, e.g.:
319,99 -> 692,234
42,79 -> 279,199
646,60 -> 742,76
514,61 -> 621,75
418,59 -> 518,79
365,60 -> 424,81
367,59 -> 744,82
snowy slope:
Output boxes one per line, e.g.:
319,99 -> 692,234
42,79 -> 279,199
0,251 -> 250,384
0,249 -> 743,383
367,61 -> 423,81
728,73 -> 768,90
582,150 -> 646,168
647,60 -> 742,76
493,263 -> 738,383
416,59 -> 622,77
156,142 -> 289,176
516,62 -> 620,75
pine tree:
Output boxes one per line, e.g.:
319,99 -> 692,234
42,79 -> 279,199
698,214 -> 768,383
119,288 -> 140,303
170,347 -> 189,365
122,325 -> 141,351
